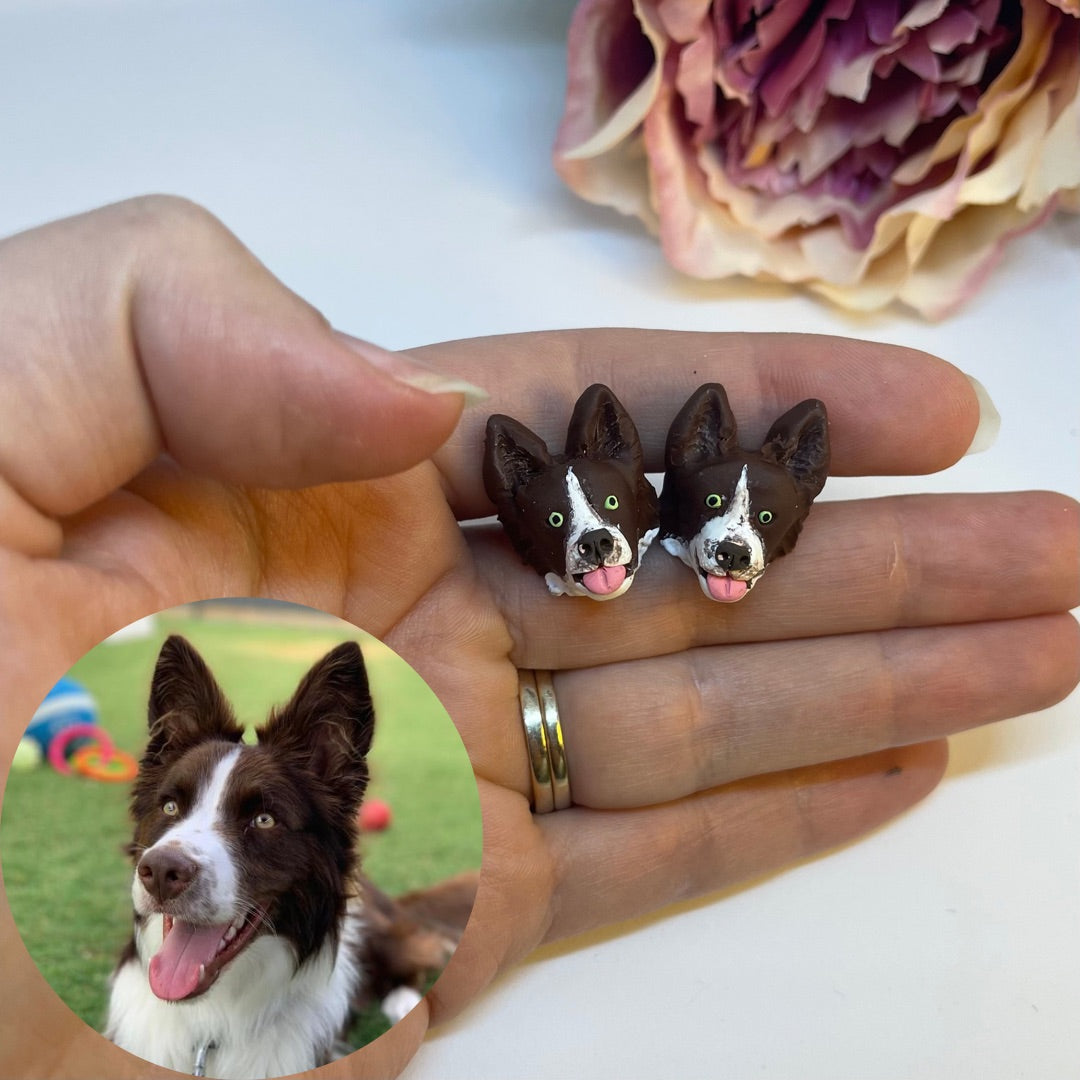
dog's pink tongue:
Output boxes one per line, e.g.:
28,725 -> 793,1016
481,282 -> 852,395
582,565 -> 627,595
706,574 -> 748,603
149,920 -> 225,1001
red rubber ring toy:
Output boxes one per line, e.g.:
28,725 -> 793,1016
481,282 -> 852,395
71,745 -> 138,783
47,723 -> 115,775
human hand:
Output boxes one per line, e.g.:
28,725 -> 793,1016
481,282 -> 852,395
1,197 -> 1076,1079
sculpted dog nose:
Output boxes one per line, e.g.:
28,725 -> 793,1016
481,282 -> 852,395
717,539 -> 752,571
577,529 -> 615,564
138,847 -> 198,902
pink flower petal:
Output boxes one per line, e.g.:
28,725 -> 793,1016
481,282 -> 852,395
896,35 -> 942,81
553,0 -> 668,223
926,8 -> 982,52
675,30 -> 718,129
655,0 -> 713,41
553,0 -> 1080,317
555,0 -> 660,163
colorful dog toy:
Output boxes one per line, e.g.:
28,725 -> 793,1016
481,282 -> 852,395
47,722 -> 138,782
25,675 -> 99,754
27,678 -> 137,782
484,384 -> 659,599
71,742 -> 139,783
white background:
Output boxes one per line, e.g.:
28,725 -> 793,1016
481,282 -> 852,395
1,3 -> 1077,1078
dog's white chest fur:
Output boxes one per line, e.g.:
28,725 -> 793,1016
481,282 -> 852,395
106,748 -> 362,1078
106,911 -> 362,1079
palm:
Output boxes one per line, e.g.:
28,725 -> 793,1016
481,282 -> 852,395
21,337 -> 1078,1033
2,202 -> 1076,1079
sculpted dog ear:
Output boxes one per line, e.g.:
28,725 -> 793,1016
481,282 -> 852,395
145,635 -> 243,752
259,641 -> 375,803
565,384 -> 644,471
760,399 -> 830,500
484,415 -> 554,500
665,383 -> 740,471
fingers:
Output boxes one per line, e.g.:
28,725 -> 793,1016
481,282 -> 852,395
0,197 -> 471,531
540,741 -> 949,941
417,328 -> 987,518
421,782 -> 557,1025
468,491 -> 1080,667
317,1002 -> 429,1079
431,742 -> 950,1017
557,614 -> 1080,808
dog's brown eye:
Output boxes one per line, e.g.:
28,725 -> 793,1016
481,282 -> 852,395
162,800 -> 179,817
547,511 -> 564,528
604,495 -> 619,510
757,510 -> 774,524
252,812 -> 276,830
705,493 -> 724,509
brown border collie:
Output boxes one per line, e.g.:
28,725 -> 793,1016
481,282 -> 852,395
105,635 -> 475,1079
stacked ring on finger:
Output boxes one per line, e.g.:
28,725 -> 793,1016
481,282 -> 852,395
518,669 -> 571,812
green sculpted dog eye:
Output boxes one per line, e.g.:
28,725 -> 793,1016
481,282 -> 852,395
757,510 -> 774,524
162,800 -> 179,816
604,495 -> 619,510
547,511 -> 565,528
705,493 -> 724,509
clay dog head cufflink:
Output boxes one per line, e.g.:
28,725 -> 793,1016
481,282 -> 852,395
484,384 -> 659,599
659,384 -> 829,602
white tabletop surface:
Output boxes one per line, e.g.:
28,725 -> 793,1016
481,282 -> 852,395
2,3 -> 1078,1079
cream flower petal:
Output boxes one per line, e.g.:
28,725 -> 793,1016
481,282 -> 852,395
897,199 -> 1059,318
554,0 -> 1080,317
553,0 -> 668,225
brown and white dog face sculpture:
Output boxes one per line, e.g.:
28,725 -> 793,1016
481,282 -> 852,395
484,385 -> 659,599
659,384 -> 829,602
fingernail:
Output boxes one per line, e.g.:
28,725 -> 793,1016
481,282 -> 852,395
335,331 -> 488,407
963,374 -> 1000,456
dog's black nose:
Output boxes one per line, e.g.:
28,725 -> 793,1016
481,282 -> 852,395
716,539 -> 753,571
577,529 -> 615,564
138,847 -> 198,903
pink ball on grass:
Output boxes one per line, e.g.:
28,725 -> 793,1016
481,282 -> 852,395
359,799 -> 392,832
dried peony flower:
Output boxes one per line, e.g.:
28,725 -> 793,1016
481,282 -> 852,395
554,0 -> 1080,317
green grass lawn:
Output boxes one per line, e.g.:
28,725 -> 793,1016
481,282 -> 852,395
0,603 -> 482,1050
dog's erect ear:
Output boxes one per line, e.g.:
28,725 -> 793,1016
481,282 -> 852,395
145,635 -> 243,754
759,399 -> 830,500
259,641 -> 375,804
484,414 -> 554,500
565,384 -> 645,471
665,384 -> 740,471
130,636 -> 243,830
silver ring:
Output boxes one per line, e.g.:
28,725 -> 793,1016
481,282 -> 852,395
518,669 -> 571,813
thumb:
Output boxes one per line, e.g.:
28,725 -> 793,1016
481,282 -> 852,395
0,196 -> 485,522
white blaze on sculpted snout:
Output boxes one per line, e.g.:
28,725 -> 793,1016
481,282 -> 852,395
545,466 -> 638,599
132,747 -> 243,924
661,467 -> 766,600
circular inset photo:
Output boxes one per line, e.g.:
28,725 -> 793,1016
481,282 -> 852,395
2,599 -> 481,1080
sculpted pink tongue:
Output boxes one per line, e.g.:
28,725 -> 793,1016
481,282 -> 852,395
706,574 -> 748,602
582,565 -> 627,595
149,920 -> 227,1001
